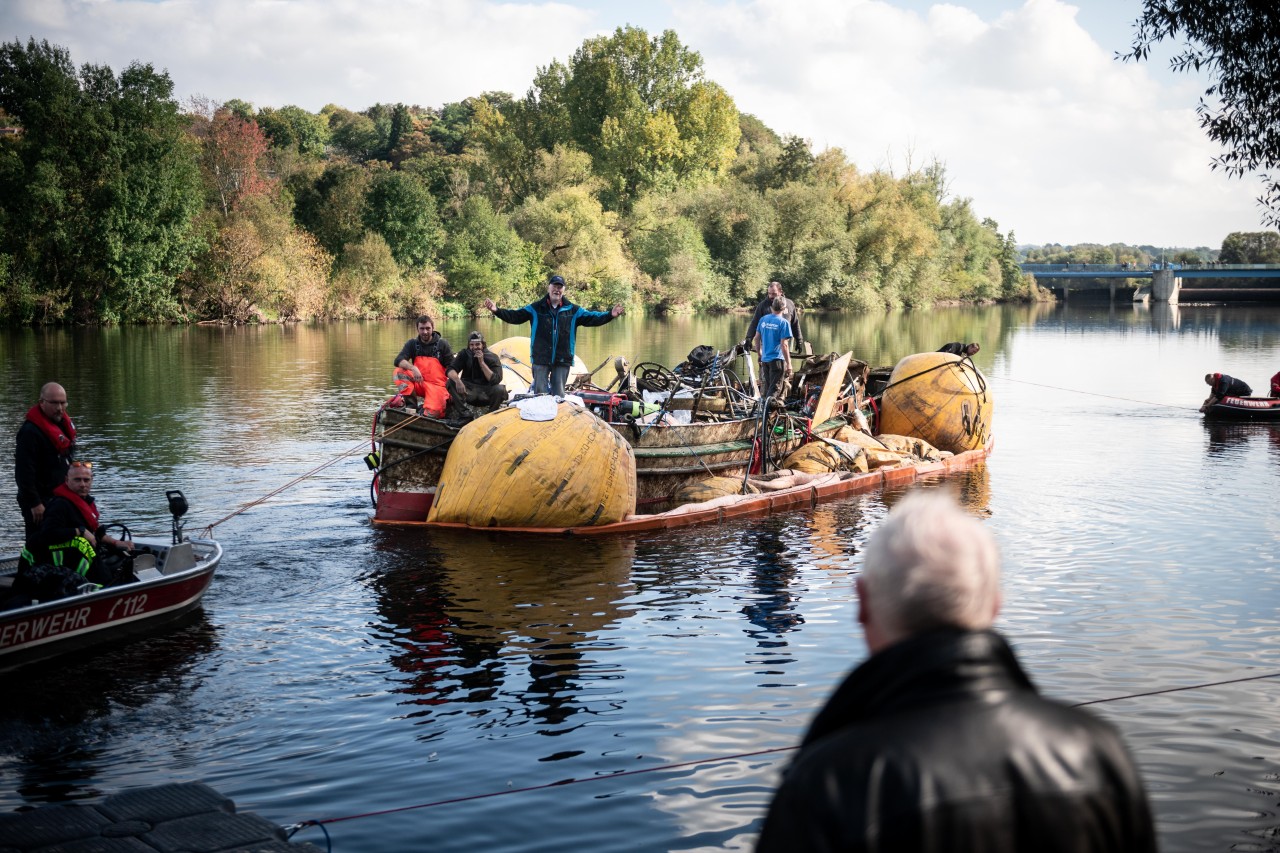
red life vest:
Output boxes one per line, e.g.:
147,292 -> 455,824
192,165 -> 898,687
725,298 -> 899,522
52,483 -> 100,529
25,404 -> 76,453
393,356 -> 450,417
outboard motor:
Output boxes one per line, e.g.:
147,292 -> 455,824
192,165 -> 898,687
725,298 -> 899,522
166,490 -> 189,544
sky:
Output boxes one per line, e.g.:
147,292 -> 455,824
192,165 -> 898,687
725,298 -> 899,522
0,0 -> 1268,248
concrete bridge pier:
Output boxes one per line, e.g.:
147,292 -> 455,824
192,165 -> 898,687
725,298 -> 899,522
1152,269 -> 1181,304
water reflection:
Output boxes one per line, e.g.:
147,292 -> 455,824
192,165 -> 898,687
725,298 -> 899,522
0,616 -> 218,805
366,530 -> 634,745
1204,421 -> 1280,462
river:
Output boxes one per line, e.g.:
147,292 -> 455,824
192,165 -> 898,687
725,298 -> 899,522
2,301 -> 1279,852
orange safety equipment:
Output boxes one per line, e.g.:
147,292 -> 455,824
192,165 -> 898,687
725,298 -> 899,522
394,356 -> 450,417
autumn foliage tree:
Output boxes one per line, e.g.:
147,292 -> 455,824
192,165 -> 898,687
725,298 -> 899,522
200,108 -> 274,215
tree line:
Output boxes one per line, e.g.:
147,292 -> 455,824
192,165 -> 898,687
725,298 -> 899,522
3,29 -> 1036,325
1023,233 -> 1280,267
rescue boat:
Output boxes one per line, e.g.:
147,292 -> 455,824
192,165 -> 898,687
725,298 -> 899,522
1202,395 -> 1280,422
0,491 -> 222,672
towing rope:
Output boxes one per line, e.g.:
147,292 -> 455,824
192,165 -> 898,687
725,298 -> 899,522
283,668 -> 1280,846
198,402 -> 419,537
988,374 -> 1195,411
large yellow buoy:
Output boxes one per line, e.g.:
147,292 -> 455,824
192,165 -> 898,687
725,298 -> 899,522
428,402 -> 636,527
877,353 -> 993,453
488,336 -> 590,395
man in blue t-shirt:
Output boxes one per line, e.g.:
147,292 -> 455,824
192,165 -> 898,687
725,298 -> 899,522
753,298 -> 793,400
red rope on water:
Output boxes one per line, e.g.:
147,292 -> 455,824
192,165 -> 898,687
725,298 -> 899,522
289,670 -> 1280,832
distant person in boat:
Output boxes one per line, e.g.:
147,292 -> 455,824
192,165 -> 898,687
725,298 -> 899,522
743,281 -> 805,356
938,341 -> 980,357
1200,372 -> 1253,412
14,381 -> 76,540
394,315 -> 454,417
756,490 -> 1157,853
754,297 -> 794,401
445,331 -> 507,422
20,461 -> 133,590
483,274 -> 625,397
1271,370 -> 1280,398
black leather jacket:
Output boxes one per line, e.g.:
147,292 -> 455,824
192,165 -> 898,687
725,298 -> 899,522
756,630 -> 1157,853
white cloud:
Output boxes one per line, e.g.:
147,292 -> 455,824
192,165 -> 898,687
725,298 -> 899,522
676,0 -> 1264,246
2,0 -> 598,109
0,0 -> 1267,246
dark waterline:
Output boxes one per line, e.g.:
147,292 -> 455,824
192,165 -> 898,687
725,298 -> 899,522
2,303 -> 1280,852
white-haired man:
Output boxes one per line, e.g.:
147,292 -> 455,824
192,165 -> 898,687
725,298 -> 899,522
756,490 -> 1157,853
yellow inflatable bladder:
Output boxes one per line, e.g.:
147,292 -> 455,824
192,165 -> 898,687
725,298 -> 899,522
428,402 -> 636,527
877,353 -> 993,453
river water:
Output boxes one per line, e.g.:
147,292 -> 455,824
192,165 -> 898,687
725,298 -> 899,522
2,301 -> 1279,852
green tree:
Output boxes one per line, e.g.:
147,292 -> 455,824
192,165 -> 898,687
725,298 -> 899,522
440,195 -> 541,310
324,105 -> 381,160
364,169 -> 444,271
765,181 -> 855,306
1219,231 -> 1280,263
0,39 -> 204,323
627,195 -> 727,312
686,181 -> 776,304
291,162 -> 373,257
527,27 -> 740,206
257,105 -> 331,156
510,185 -> 636,306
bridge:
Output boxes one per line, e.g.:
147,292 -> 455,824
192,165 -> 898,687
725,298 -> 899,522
1018,263 -> 1280,304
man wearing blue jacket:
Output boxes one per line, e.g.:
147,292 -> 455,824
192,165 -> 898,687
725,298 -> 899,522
484,275 -> 624,397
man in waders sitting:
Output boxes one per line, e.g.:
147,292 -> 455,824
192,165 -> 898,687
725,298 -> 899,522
445,331 -> 507,424
20,461 -> 133,595
753,297 -> 793,402
393,315 -> 454,417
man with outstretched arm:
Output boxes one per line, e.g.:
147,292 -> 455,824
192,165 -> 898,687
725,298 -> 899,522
484,274 -> 624,397
756,490 -> 1157,853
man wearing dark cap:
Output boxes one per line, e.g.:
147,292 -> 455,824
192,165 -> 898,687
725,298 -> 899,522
446,331 -> 507,422
484,274 -> 625,397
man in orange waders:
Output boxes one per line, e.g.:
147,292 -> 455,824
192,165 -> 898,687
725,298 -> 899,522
393,315 -> 454,417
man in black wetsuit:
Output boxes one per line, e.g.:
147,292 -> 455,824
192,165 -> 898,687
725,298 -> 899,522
939,342 -> 980,357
